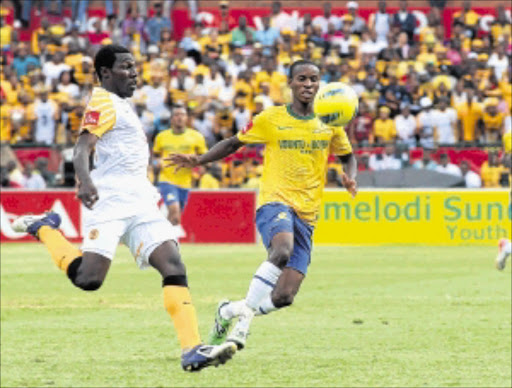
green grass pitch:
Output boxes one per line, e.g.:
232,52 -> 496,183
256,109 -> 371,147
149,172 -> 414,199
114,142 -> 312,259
1,243 -> 511,387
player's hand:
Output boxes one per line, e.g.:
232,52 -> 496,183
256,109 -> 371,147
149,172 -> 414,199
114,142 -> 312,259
341,173 -> 358,198
77,180 -> 99,209
164,153 -> 200,172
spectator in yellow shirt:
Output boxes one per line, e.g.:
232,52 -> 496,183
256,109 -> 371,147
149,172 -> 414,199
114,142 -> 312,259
499,70 -> 511,110
481,98 -> 505,142
480,150 -> 507,187
63,41 -> 83,73
9,91 -> 32,143
254,57 -> 287,102
456,88 -> 482,144
373,106 -> 397,144
74,57 -> 94,86
0,91 -> 12,144
1,73 -> 22,106
453,1 -> 480,38
0,11 -> 17,52
199,163 -> 222,189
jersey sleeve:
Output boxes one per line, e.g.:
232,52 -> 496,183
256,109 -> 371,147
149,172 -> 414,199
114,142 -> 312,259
80,88 -> 116,137
237,110 -> 269,144
195,131 -> 208,154
330,126 -> 353,156
153,132 -> 163,154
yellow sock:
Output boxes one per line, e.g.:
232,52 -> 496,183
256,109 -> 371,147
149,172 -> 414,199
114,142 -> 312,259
163,286 -> 201,351
38,226 -> 82,272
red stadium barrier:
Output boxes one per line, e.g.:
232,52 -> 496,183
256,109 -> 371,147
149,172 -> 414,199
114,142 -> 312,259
0,190 -> 257,244
179,191 -> 257,243
0,190 -> 82,243
3,5 -> 510,42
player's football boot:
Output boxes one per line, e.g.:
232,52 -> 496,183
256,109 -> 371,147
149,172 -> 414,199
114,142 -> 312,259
181,342 -> 237,372
226,305 -> 254,350
207,299 -> 233,345
495,238 -> 511,271
12,212 -> 62,237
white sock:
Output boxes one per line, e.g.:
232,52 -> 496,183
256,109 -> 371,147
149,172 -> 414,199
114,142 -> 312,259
172,224 -> 186,239
220,299 -> 246,320
505,240 -> 512,255
245,261 -> 282,311
254,294 -> 279,316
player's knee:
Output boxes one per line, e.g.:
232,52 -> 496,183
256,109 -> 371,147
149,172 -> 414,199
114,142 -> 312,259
270,246 -> 293,268
272,289 -> 295,308
73,274 -> 104,291
167,206 -> 181,225
77,279 -> 103,291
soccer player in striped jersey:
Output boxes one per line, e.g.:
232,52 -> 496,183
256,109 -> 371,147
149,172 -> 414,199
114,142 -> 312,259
13,45 -> 236,371
167,60 -> 358,350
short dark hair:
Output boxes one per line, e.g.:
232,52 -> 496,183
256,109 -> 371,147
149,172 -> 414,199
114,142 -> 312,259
172,104 -> 187,113
94,44 -> 131,81
288,60 -> 320,80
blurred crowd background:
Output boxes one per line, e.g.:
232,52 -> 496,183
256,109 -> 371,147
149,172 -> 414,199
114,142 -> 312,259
0,0 -> 511,190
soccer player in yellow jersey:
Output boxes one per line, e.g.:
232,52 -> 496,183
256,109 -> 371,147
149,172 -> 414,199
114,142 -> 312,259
12,45 -> 236,371
496,126 -> 512,270
167,60 -> 357,350
153,105 -> 207,233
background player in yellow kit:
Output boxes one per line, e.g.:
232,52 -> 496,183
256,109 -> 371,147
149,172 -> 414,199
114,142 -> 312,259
167,60 -> 358,350
153,105 -> 207,236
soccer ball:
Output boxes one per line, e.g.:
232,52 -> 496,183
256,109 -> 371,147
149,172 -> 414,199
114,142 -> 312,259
314,82 -> 359,126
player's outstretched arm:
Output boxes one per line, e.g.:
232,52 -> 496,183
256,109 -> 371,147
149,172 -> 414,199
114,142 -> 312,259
73,132 -> 99,209
165,136 -> 245,170
339,153 -> 358,198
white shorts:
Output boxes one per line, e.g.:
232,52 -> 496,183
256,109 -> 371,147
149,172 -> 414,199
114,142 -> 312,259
81,209 -> 177,269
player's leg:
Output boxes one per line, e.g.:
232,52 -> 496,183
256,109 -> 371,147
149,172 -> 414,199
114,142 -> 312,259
12,212 -> 114,290
167,203 -> 181,226
148,241 -> 201,351
496,238 -> 512,270
159,182 -> 187,238
126,213 -> 236,371
226,211 -> 313,349
257,214 -> 313,314
158,182 -> 181,225
168,186 -> 189,238
210,204 -> 295,348
208,205 -> 292,345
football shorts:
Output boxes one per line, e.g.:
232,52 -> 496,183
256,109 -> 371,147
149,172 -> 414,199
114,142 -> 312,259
158,182 -> 190,210
255,202 -> 314,275
82,208 -> 177,269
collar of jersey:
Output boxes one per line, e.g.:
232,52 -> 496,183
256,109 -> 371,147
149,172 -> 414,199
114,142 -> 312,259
286,104 -> 315,121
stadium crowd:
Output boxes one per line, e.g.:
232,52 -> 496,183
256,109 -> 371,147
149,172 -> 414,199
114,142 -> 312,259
0,0 -> 511,190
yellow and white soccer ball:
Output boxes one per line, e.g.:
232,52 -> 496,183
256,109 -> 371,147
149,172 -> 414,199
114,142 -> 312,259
314,82 -> 359,126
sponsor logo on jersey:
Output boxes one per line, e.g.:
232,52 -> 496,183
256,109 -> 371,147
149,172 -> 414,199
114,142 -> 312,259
84,111 -> 100,126
277,126 -> 294,130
